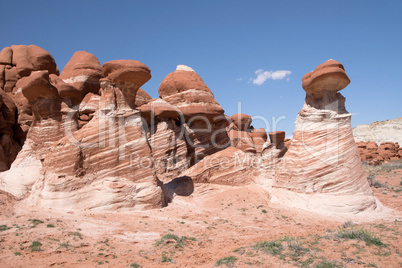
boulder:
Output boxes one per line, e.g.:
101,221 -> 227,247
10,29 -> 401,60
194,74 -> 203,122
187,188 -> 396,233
269,131 -> 285,148
27,45 -> 58,75
366,141 -> 378,150
102,60 -> 151,86
59,51 -> 102,97
0,65 -> 5,89
0,47 -> 12,65
10,45 -> 33,71
250,128 -> 267,153
302,59 -> 350,99
138,99 -> 181,121
102,60 -> 151,110
49,74 -> 82,105
4,67 -> 19,92
79,92 -> 100,116
135,88 -> 152,107
231,113 -> 252,131
19,71 -> 59,102
228,129 -> 255,153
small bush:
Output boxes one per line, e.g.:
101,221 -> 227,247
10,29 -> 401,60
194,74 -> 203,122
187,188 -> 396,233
59,242 -> 69,249
336,228 -> 386,247
156,233 -> 196,249
46,224 -> 55,228
160,251 -> 173,263
29,219 -> 44,228
215,256 -> 237,267
68,231 -> 83,240
30,241 -> 42,252
367,174 -> 387,188
254,240 -> 283,255
288,240 -> 309,257
314,259 -> 342,268
130,262 -> 140,268
0,225 -> 10,231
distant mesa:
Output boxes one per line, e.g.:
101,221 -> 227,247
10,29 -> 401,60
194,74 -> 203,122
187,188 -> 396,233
0,45 -> 385,216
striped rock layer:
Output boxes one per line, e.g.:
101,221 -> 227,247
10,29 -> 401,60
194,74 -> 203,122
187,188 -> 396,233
271,60 -> 380,213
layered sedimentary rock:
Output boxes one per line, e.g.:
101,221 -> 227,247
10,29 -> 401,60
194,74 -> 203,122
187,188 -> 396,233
0,53 -> 165,210
159,65 -> 224,120
353,117 -> 402,145
0,90 -> 21,171
185,147 -> 256,185
0,45 -> 60,166
159,65 -> 230,163
271,60 -> 380,213
25,60 -> 164,210
0,69 -> 68,195
227,113 -> 256,152
250,128 -> 267,153
59,51 -> 102,100
0,45 -> 386,215
1,45 -> 58,93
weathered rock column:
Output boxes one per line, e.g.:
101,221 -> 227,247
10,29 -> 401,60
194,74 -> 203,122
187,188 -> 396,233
271,60 -> 380,213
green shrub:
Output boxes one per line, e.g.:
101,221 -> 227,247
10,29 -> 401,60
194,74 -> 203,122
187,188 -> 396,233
215,256 -> 237,267
336,228 -> 386,247
254,240 -> 283,255
30,241 -> 42,252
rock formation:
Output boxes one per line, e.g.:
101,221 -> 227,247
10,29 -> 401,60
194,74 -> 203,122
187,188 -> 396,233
227,113 -> 256,152
0,46 -> 384,215
271,60 -> 380,213
59,51 -> 102,101
250,128 -> 267,153
159,65 -> 230,164
159,65 -> 224,120
353,117 -> 402,145
356,141 -> 401,164
0,45 -> 59,172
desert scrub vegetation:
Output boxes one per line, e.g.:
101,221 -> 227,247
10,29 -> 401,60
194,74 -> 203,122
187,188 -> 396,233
129,262 -> 141,268
367,173 -> 388,188
314,258 -> 343,268
29,241 -> 42,252
160,251 -> 174,263
254,240 -> 283,255
231,223 -> 397,268
155,233 -> 196,249
215,256 -> 237,267
0,224 -> 11,231
68,231 -> 83,240
154,233 -> 196,264
335,228 -> 386,247
28,219 -> 44,228
363,160 -> 402,174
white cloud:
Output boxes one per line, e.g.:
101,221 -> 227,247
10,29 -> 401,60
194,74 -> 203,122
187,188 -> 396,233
252,69 -> 291,85
236,77 -> 243,81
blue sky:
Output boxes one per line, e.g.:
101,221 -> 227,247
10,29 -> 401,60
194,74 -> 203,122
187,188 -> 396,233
2,0 -> 401,137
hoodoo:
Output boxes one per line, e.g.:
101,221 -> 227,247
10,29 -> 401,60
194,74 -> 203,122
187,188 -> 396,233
0,46 -> 384,215
271,60 -> 381,213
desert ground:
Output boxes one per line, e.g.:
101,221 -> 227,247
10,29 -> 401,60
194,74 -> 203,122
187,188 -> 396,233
0,161 -> 401,268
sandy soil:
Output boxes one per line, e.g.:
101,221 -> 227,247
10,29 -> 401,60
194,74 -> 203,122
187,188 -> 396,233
0,162 -> 401,268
